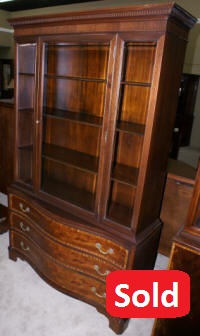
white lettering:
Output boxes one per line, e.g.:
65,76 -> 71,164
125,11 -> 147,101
153,282 -> 159,307
161,282 -> 178,307
132,290 -> 150,307
115,284 -> 130,307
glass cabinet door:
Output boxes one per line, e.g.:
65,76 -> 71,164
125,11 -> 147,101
41,42 -> 109,212
17,43 -> 36,185
106,42 -> 156,227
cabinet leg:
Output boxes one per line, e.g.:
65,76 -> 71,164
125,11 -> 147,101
8,247 -> 18,262
108,316 -> 129,334
97,307 -> 129,334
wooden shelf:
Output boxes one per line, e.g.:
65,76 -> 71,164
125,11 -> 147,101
121,81 -> 151,87
18,145 -> 33,151
45,74 -> 106,83
117,120 -> 145,135
18,108 -> 34,114
42,175 -> 95,211
42,143 -> 99,174
107,201 -> 132,226
112,163 -> 139,186
19,72 -> 35,76
43,107 -> 103,127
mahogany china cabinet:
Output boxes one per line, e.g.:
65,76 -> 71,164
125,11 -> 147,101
8,3 -> 196,334
152,162 -> 200,335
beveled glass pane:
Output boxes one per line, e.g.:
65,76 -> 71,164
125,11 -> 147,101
120,85 -> 150,125
107,181 -> 136,226
106,42 -> 156,227
45,44 -> 109,79
44,78 -> 106,118
124,42 -> 156,83
17,44 -> 36,185
18,44 -> 36,74
42,159 -> 96,211
41,42 -> 109,212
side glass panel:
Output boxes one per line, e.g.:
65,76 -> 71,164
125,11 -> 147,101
17,43 -> 36,185
41,42 -> 109,212
106,42 -> 156,227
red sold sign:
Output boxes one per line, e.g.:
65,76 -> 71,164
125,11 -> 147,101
106,270 -> 190,318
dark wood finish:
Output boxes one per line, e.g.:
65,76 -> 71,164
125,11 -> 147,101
153,161 -> 200,335
0,101 -> 14,233
170,74 -> 199,159
159,159 -> 196,256
152,242 -> 200,336
0,59 -> 14,99
8,3 -> 195,334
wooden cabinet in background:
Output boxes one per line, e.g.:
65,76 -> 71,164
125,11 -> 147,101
170,73 -> 199,159
152,162 -> 200,335
8,3 -> 195,334
0,101 -> 14,233
159,159 -> 196,256
0,59 -> 14,99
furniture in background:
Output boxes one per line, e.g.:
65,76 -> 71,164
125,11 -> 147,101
8,3 -> 195,334
159,159 -> 196,256
0,59 -> 14,99
152,161 -> 200,335
0,100 -> 14,234
170,73 -> 199,160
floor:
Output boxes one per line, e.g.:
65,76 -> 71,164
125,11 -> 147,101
0,232 -> 169,336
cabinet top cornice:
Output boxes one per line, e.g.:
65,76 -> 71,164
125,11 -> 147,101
8,2 -> 196,30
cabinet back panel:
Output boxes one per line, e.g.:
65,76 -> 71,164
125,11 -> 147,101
18,44 -> 36,74
19,76 -> 35,110
43,117 -> 101,157
18,111 -> 33,146
45,44 -> 109,80
120,85 -> 150,125
106,181 -> 135,226
110,181 -> 136,208
124,43 -> 156,83
41,159 -> 96,211
42,159 -> 96,194
18,149 -> 33,184
115,132 -> 143,168
44,78 -> 106,118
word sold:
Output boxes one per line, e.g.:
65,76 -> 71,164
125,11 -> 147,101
106,270 -> 190,318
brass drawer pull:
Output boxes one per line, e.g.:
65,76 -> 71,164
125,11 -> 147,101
20,241 -> 30,251
20,221 -> 30,232
95,243 -> 114,255
91,287 -> 106,299
93,265 -> 110,277
19,202 -> 30,214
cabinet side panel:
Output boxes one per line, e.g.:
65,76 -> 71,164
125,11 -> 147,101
136,30 -> 188,234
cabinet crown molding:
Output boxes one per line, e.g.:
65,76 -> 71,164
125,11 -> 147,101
8,2 -> 196,30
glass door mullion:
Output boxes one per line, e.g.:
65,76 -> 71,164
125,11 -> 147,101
95,35 -> 125,221
34,38 -> 46,192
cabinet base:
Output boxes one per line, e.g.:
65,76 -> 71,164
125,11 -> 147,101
9,246 -> 129,334
97,306 -> 129,334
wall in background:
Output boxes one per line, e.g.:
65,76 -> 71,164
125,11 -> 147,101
0,9 -> 12,49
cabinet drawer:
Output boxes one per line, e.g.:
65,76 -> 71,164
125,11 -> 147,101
10,231 -> 107,308
9,194 -> 129,268
9,194 -> 52,227
10,212 -> 120,281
